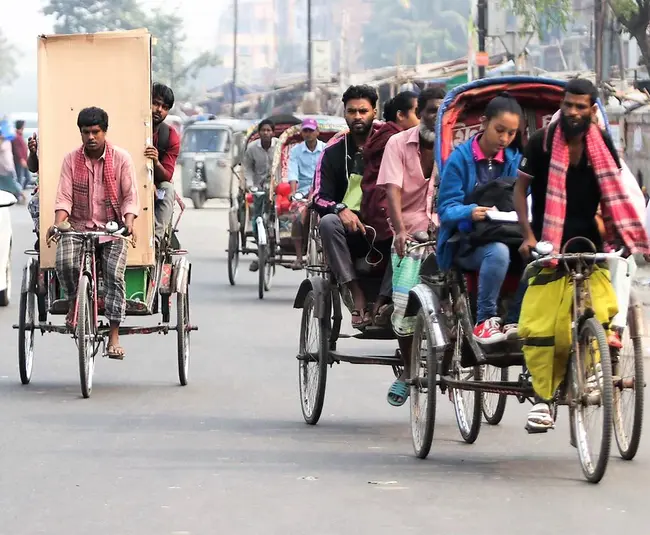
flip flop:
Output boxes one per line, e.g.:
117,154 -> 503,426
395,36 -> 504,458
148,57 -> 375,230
374,303 -> 394,327
107,345 -> 126,360
387,380 -> 409,407
351,308 -> 371,330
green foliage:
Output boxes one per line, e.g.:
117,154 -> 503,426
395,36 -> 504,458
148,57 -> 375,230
41,0 -> 219,92
363,0 -> 470,68
0,30 -> 17,89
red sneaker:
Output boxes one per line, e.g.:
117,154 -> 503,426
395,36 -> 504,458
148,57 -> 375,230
473,317 -> 506,345
608,331 -> 623,349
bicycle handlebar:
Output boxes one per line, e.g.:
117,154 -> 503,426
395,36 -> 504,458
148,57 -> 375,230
47,227 -> 134,247
524,247 -> 628,278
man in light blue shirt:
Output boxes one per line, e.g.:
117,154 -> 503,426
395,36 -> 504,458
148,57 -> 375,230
288,118 -> 325,268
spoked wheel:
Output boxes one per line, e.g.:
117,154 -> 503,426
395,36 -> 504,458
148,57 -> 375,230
451,322 -> 483,443
176,290 -> 190,386
258,244 -> 267,299
18,286 -> 36,385
227,231 -> 240,286
76,275 -> 95,399
612,318 -> 644,461
570,317 -> 613,483
410,309 -> 437,459
482,364 -> 508,425
298,290 -> 329,425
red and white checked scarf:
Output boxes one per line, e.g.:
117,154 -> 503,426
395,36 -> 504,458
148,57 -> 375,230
71,143 -> 121,223
543,124 -> 650,254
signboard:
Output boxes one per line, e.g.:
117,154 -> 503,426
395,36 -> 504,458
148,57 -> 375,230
311,40 -> 332,83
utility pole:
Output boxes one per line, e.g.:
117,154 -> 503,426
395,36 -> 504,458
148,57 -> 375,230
307,0 -> 313,90
232,0 -> 238,117
595,0 -> 603,84
477,0 -> 487,78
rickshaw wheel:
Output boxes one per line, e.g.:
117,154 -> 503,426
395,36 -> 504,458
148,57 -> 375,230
77,275 -> 95,399
18,272 -> 36,385
191,191 -> 206,209
451,321 -> 482,444
298,290 -> 329,425
482,365 -> 508,425
571,318 -> 613,483
227,231 -> 239,286
410,309 -> 437,459
613,319 -> 644,460
177,289 -> 190,386
258,244 -> 267,299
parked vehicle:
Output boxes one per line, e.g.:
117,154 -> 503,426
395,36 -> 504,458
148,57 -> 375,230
179,118 -> 253,209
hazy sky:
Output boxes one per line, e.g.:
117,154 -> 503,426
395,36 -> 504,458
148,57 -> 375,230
2,0 -> 226,74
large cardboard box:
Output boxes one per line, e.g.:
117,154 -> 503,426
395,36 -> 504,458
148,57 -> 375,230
37,29 -> 155,268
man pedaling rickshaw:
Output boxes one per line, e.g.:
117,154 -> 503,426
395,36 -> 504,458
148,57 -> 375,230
514,78 -> 650,432
47,107 -> 140,360
312,84 -> 391,330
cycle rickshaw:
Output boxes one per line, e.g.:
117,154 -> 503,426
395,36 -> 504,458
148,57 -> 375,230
401,76 -> 644,484
226,115 -> 301,288
14,191 -> 196,398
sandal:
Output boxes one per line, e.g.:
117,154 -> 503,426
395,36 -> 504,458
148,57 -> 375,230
351,308 -> 371,330
387,380 -> 409,407
374,303 -> 393,327
290,258 -> 304,270
525,402 -> 554,433
107,345 -> 126,360
65,307 -> 75,330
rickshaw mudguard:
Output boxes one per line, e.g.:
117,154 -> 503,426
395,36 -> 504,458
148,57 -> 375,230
21,257 -> 37,294
628,289 -> 644,338
405,283 -> 450,349
171,257 -> 191,295
293,276 -> 330,317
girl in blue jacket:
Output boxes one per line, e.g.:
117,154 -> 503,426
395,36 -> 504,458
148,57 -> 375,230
437,93 -> 524,345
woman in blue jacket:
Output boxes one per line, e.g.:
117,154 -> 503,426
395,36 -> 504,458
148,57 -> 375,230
437,93 -> 524,345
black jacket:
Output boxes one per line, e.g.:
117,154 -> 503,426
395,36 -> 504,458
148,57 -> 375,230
312,126 -> 379,217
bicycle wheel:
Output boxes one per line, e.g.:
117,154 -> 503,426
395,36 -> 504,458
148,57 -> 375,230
612,317 -> 644,460
410,309 -> 437,459
227,231 -> 239,286
298,290 -> 329,425
571,317 -> 613,483
77,275 -> 95,399
18,286 -> 36,385
482,365 -> 508,425
177,290 -> 190,386
451,321 -> 482,443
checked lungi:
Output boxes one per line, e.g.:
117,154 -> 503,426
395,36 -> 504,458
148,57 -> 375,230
55,234 -> 128,323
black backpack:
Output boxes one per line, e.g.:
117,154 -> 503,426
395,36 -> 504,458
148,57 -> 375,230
156,122 -> 171,158
463,177 -> 524,247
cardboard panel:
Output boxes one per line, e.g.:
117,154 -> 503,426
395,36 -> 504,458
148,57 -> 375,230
37,30 -> 154,268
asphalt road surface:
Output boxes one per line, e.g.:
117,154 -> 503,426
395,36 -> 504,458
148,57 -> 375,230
0,200 -> 648,535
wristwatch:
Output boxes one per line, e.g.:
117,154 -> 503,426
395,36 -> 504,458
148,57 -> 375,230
333,203 -> 347,214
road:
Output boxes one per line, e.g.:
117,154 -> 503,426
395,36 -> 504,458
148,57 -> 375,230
0,201 -> 648,535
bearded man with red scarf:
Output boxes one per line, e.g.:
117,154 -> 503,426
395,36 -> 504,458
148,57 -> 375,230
49,107 -> 140,360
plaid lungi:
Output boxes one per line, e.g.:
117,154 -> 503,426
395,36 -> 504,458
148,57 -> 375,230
55,234 -> 128,323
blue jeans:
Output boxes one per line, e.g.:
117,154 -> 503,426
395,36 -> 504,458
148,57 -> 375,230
455,242 -> 526,324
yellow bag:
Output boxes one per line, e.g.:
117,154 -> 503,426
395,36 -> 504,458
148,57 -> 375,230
518,266 -> 618,400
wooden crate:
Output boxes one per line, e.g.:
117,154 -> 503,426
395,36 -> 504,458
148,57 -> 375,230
37,29 -> 155,268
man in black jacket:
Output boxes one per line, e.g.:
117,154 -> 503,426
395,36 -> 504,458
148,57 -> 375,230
312,85 -> 381,329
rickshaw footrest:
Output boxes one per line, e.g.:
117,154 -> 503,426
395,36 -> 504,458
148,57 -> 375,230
330,351 -> 402,366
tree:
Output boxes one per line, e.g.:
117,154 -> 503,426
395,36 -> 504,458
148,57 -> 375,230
0,30 -> 18,90
42,0 -> 145,34
146,11 -> 220,95
41,1 -> 220,96
505,0 -> 650,76
363,0 -> 470,69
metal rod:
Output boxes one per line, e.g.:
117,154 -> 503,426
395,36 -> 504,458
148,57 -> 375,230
307,0 -> 313,90
477,0 -> 487,78
232,0 -> 238,117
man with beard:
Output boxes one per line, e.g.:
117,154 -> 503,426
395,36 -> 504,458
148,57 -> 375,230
49,107 -> 140,359
514,78 -> 650,432
376,86 -> 446,405
313,84 -> 380,329
145,82 -> 180,243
